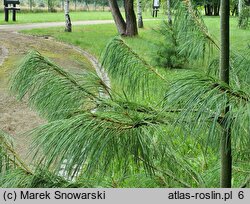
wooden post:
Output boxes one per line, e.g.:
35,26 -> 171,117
13,4 -> 16,21
4,6 -> 9,22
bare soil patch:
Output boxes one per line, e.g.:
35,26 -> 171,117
0,31 -> 94,162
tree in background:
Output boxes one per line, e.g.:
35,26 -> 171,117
167,0 -> 172,25
231,0 -> 238,16
48,0 -> 55,12
238,0 -> 250,28
238,0 -> 243,13
109,0 -> 138,36
137,0 -> 144,28
193,0 -> 220,16
64,0 -> 72,32
29,0 -> 33,11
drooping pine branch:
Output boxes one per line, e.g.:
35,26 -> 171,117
182,0 -> 220,50
101,37 -> 166,99
0,130 -> 32,174
165,73 -> 250,148
10,51 -> 103,121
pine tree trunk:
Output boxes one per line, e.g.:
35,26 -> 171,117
64,0 -> 72,32
220,0 -> 231,188
108,0 -> 126,35
124,0 -> 138,36
167,0 -> 172,25
137,0 -> 144,28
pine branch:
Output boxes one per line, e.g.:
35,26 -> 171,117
165,73 -> 250,148
212,83 -> 249,102
135,155 -> 192,188
101,37 -> 166,99
10,51 -> 102,121
0,130 -> 32,174
183,0 -> 220,50
240,176 -> 250,188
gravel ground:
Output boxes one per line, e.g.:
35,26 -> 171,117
0,29 -> 94,162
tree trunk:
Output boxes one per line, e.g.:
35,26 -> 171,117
205,4 -> 213,16
220,0 -> 231,188
61,0 -> 64,11
213,2 -> 220,16
29,0 -> 33,11
108,0 -> 126,35
238,0 -> 243,15
167,0 -> 172,25
48,0 -> 54,12
94,0 -> 97,11
231,5 -> 238,16
102,0 -> 105,11
85,1 -> 89,11
64,0 -> 72,32
137,0 -> 144,28
124,0 -> 138,36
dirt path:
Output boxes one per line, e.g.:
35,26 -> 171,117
0,46 -> 8,66
0,26 -> 103,162
0,19 -> 158,31
0,20 -> 114,31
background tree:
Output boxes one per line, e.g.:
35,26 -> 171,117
29,0 -> 33,11
167,0 -> 172,25
124,0 -> 138,36
193,0 -> 221,16
238,0 -> 250,28
137,0 -> 144,28
48,0 -> 55,12
109,0 -> 138,36
64,0 -> 72,32
238,0 -> 243,14
108,0 -> 126,34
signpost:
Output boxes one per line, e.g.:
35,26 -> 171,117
3,0 -> 20,22
152,0 -> 160,17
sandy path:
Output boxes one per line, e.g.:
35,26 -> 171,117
0,20 -> 114,31
0,46 -> 8,66
0,19 -> 159,31
0,27 -> 101,162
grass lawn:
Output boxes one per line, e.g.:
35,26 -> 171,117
203,16 -> 250,52
21,16 -> 250,91
21,21 -> 163,58
21,17 -> 250,63
0,11 -> 161,24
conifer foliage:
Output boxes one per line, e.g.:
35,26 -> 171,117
0,0 -> 249,188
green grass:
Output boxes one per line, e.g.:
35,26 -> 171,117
0,11 -> 161,25
203,16 -> 250,52
0,11 -> 112,24
21,17 -> 250,91
21,17 -> 250,58
21,20 -> 163,58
